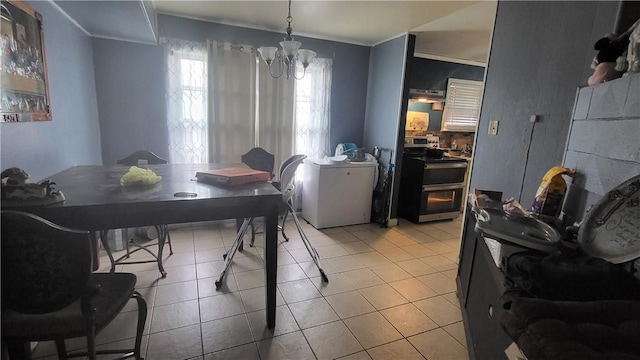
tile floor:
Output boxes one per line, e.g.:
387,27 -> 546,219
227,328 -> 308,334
32,216 -> 469,360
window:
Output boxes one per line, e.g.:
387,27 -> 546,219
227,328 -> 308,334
441,78 -> 484,132
165,38 -> 331,165
166,44 -> 208,164
294,59 -> 332,160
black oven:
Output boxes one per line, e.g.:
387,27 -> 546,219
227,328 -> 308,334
399,155 -> 468,223
423,162 -> 467,185
420,183 -> 464,222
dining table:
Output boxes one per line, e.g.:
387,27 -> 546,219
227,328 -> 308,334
1,163 -> 282,328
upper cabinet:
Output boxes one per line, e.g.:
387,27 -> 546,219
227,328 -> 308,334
441,78 -> 484,132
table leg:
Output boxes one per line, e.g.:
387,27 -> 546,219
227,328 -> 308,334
264,204 -> 278,328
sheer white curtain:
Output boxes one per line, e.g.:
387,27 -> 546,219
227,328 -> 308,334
208,42 -> 257,164
164,37 -> 332,170
295,58 -> 332,160
257,61 -> 295,172
164,39 -> 208,163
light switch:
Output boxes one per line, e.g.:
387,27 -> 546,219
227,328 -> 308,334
488,120 -> 499,135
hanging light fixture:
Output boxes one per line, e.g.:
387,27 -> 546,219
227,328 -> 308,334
257,0 -> 316,80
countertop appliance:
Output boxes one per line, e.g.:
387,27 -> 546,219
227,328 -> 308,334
302,158 -> 377,229
398,153 -> 468,223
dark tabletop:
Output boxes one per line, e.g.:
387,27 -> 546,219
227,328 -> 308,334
4,164 -> 281,230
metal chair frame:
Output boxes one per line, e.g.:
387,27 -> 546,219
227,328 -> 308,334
107,150 -> 173,277
215,155 -> 328,289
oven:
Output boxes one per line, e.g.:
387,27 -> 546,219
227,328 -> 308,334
423,162 -> 467,185
420,183 -> 464,222
399,155 -> 468,223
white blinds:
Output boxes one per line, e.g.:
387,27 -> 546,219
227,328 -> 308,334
441,78 -> 484,132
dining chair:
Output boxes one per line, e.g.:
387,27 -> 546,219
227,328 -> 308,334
103,150 -> 173,277
241,147 -> 276,180
215,154 -> 328,289
240,147 -> 276,246
1,211 -> 147,360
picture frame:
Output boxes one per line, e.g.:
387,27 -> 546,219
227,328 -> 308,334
1,0 -> 51,122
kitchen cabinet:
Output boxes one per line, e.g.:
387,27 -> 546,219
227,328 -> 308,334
457,212 -> 513,360
302,159 -> 376,229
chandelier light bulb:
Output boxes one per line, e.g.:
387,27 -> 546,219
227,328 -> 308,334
257,0 -> 316,79
257,47 -> 278,64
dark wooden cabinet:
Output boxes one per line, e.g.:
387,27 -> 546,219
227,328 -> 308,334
457,211 -> 513,360
456,209 -> 477,307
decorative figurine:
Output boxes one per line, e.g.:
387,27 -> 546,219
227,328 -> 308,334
1,167 -> 65,205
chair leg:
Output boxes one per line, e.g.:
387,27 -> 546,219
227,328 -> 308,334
155,225 -> 168,278
55,340 -> 68,360
250,222 -> 256,247
164,225 -> 174,255
99,230 -> 117,273
132,291 -> 148,360
86,325 -> 97,360
125,228 -> 131,258
281,209 -> 290,241
288,204 -> 328,283
216,218 -> 253,289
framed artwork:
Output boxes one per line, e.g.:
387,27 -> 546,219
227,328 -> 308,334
1,0 -> 51,122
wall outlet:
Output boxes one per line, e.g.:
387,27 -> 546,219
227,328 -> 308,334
488,120 -> 499,135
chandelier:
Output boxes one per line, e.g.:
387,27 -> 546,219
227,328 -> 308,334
257,0 -> 316,80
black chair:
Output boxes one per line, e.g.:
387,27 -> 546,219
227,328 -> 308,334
215,154 -> 328,289
101,150 -> 173,277
240,147 -> 276,245
1,211 -> 147,360
241,147 -> 275,180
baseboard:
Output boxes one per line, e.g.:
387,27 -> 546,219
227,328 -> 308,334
387,218 -> 398,227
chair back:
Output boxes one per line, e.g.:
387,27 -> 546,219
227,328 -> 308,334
1,211 -> 93,314
279,155 -> 307,206
117,150 -> 168,165
242,147 -> 275,178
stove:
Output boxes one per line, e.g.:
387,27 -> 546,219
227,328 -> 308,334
399,152 -> 468,223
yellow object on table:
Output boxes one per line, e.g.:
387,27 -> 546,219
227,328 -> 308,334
120,166 -> 162,186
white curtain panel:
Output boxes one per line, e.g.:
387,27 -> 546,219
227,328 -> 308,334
164,39 -> 208,164
208,41 -> 257,164
295,58 -> 333,160
257,60 -> 295,174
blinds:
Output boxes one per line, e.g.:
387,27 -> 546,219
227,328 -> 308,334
441,78 -> 484,132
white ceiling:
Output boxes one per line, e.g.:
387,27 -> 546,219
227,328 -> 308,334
152,1 -> 497,65
51,0 -> 496,65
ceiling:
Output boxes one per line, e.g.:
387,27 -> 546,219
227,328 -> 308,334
52,0 -> 497,65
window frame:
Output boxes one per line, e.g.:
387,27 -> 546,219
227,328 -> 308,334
441,78 -> 484,132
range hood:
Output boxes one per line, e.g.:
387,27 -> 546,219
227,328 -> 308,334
409,89 -> 446,101
409,89 -> 446,110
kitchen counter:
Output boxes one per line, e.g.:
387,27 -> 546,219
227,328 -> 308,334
458,208 -> 640,360
443,151 -> 472,160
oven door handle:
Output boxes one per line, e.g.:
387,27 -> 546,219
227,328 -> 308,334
422,183 -> 465,191
424,162 -> 468,170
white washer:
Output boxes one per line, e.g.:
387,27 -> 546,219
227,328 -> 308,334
302,158 -> 377,229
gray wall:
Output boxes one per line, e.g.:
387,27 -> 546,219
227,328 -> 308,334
95,14 -> 371,164
363,34 -> 409,221
470,1 -> 620,208
0,1 -> 102,181
408,57 -> 485,91
563,74 -> 640,225
363,34 -> 408,164
92,39 -> 168,165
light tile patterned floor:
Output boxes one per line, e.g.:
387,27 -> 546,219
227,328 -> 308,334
32,217 -> 469,360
